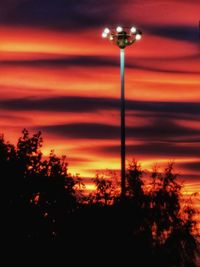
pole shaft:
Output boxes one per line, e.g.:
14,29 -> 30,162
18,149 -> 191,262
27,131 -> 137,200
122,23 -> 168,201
120,49 -> 126,199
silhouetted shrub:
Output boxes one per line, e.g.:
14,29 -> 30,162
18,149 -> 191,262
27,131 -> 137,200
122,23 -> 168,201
1,130 -> 199,266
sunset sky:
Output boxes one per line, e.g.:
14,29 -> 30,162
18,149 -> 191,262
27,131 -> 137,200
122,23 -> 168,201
0,0 -> 200,196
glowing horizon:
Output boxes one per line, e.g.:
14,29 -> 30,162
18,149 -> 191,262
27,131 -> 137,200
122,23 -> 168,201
0,1 -> 200,197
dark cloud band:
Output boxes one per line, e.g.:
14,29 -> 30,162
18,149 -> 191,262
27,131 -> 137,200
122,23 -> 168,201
178,161 -> 200,172
37,118 -> 200,141
145,25 -> 199,44
1,96 -> 200,115
1,55 -> 199,75
0,0 -> 121,30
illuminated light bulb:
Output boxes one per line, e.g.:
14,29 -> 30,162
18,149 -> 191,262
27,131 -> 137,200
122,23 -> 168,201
109,35 -> 114,41
104,28 -> 110,34
135,33 -> 142,40
116,26 -> 123,32
102,32 -> 108,38
130,26 -> 137,33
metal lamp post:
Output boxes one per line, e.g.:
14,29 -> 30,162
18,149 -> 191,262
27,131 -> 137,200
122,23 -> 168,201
102,26 -> 142,199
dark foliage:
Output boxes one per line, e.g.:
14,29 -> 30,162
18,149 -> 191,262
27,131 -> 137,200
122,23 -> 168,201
1,130 -> 199,266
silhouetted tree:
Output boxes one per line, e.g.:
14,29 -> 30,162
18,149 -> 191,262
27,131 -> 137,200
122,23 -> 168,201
2,129 -> 78,242
149,163 -> 199,267
92,174 -> 116,206
1,134 -> 17,204
117,161 -> 153,265
1,130 -> 199,266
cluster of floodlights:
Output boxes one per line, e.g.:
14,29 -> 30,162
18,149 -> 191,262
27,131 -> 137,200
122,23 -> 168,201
102,26 -> 142,49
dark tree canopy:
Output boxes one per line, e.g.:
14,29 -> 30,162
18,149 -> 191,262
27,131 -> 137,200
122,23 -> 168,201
1,130 -> 199,266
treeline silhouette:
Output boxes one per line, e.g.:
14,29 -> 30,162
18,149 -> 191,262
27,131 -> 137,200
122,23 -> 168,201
2,130 -> 200,266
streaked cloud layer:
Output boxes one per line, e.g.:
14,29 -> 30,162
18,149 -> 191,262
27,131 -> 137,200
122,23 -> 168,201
0,0 -> 199,197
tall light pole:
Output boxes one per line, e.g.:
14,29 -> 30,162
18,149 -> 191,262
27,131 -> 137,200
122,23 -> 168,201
102,26 -> 142,199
